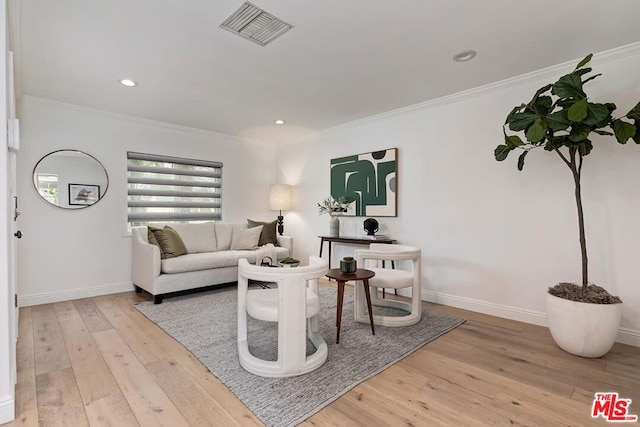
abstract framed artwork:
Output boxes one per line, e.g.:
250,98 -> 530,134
68,184 -> 100,206
330,148 -> 397,217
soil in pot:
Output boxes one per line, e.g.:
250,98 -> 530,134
548,282 -> 621,304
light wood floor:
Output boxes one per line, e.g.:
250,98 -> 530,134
6,283 -> 640,427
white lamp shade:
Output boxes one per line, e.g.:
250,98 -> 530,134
269,184 -> 292,211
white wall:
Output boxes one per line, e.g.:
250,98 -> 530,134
276,47 -> 640,345
16,97 -> 278,305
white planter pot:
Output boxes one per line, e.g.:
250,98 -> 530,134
329,217 -> 339,237
546,292 -> 622,358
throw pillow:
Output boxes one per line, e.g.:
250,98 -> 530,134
230,225 -> 263,250
147,227 -> 160,248
247,219 -> 278,246
148,226 -> 188,259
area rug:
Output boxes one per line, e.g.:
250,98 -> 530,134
135,285 -> 464,427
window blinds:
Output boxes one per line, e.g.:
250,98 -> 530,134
127,152 -> 222,223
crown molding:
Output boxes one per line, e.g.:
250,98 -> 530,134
321,41 -> 640,137
19,95 -> 272,146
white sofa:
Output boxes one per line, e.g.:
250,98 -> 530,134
132,222 -> 292,303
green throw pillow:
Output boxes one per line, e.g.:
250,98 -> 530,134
148,226 -> 188,259
247,219 -> 278,246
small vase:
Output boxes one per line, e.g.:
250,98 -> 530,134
340,257 -> 357,274
329,217 -> 340,237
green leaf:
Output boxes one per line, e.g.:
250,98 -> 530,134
633,122 -> 640,144
626,101 -> 640,121
505,135 -> 524,148
582,103 -> 610,126
567,99 -> 588,122
574,67 -> 592,77
593,129 -> 614,136
613,119 -> 636,144
582,73 -> 602,85
517,150 -> 528,171
545,136 -> 568,151
504,105 -> 523,125
533,96 -> 553,116
552,74 -> 586,99
547,110 -> 570,131
569,124 -> 590,142
525,118 -> 546,143
574,54 -> 593,70
494,145 -> 512,161
605,103 -> 617,112
578,141 -> 593,156
508,112 -> 538,132
532,84 -> 553,100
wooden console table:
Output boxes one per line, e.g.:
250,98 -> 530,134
318,235 -> 396,269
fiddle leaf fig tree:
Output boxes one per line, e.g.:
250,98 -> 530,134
495,54 -> 640,299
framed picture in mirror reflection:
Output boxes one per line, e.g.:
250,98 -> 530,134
68,184 -> 100,206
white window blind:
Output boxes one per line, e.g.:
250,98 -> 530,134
127,152 -> 222,224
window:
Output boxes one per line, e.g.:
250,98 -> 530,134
35,173 -> 58,205
127,152 -> 222,225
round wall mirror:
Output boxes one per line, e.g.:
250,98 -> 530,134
33,150 -> 109,209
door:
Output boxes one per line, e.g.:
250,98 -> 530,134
7,50 -> 18,385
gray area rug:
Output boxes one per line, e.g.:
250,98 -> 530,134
135,285 -> 465,427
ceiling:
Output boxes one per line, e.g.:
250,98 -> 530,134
12,1 -> 640,144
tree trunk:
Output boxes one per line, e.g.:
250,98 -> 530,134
569,153 -> 588,287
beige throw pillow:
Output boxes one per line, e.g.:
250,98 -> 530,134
230,225 -> 263,250
148,226 -> 189,259
247,219 -> 278,246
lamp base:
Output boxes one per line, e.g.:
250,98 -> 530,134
276,214 -> 284,236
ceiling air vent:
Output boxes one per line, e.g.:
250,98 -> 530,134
220,2 -> 294,46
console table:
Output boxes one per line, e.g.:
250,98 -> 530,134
318,235 -> 397,269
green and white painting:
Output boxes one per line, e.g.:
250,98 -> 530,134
330,148 -> 397,217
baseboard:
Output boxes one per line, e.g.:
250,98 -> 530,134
422,290 -> 640,348
0,395 -> 15,425
19,282 -> 134,307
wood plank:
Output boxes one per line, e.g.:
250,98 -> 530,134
145,358 -> 238,427
52,300 -> 140,427
92,329 -> 189,427
36,368 -> 89,427
7,307 -> 38,427
72,298 -> 113,333
92,295 -> 164,365
31,304 -> 71,376
84,394 -> 140,427
109,292 -> 262,426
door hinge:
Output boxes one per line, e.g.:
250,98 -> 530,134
15,294 -> 17,308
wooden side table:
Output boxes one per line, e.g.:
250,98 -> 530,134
326,268 -> 375,344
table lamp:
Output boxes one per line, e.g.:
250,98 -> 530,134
269,184 -> 292,235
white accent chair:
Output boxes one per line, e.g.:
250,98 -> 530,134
354,244 -> 422,327
237,256 -> 329,377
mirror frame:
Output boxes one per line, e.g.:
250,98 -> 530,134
32,149 -> 109,210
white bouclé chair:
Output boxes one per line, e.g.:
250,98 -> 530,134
237,256 -> 329,377
354,244 -> 422,327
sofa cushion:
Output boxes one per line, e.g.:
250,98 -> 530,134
231,225 -> 263,250
215,223 -> 244,251
149,226 -> 188,259
160,246 -> 290,274
247,219 -> 278,246
168,223 -> 217,253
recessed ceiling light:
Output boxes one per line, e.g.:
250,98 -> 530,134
274,119 -> 285,125
120,79 -> 137,87
453,50 -> 477,62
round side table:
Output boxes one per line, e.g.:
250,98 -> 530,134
325,268 -> 376,343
